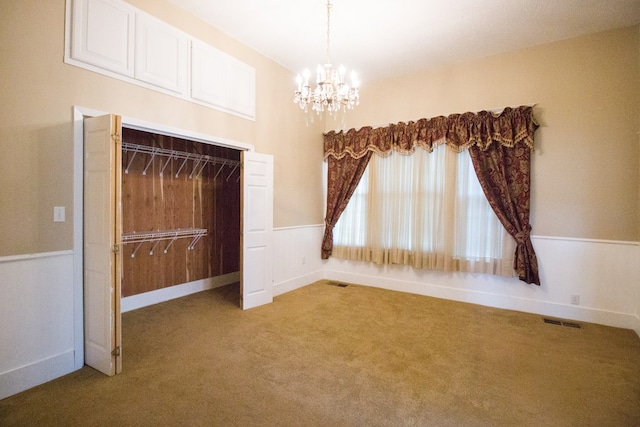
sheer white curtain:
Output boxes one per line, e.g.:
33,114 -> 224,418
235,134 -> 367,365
332,145 -> 515,276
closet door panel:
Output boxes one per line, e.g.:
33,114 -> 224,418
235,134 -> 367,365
241,151 -> 273,310
83,114 -> 122,376
71,0 -> 135,77
135,12 -> 188,94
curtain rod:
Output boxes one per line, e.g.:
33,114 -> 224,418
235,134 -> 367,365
332,103 -> 537,133
485,103 -> 536,114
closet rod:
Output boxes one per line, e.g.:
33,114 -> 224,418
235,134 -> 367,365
122,142 -> 240,177
122,228 -> 207,257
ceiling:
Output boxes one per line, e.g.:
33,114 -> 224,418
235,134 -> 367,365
168,0 -> 640,83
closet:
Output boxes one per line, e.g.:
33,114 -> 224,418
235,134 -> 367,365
120,128 -> 240,297
82,113 -> 273,377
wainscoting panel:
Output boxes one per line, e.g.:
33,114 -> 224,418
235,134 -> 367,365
272,225 -> 324,296
323,236 -> 640,336
0,251 -> 75,400
2,232 -> 637,401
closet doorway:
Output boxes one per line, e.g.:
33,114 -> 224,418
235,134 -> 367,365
120,127 -> 241,299
82,113 -> 273,376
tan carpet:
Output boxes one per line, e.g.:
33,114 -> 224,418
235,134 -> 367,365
1,280 -> 639,426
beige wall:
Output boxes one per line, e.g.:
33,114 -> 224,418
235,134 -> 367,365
1,1 -> 638,257
0,0 -> 325,256
327,26 -> 640,242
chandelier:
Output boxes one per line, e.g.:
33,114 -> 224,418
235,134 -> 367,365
293,0 -> 360,114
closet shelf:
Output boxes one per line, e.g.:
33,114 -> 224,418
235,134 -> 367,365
121,228 -> 207,257
122,141 -> 240,181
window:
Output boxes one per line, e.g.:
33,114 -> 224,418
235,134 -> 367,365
332,145 -> 515,276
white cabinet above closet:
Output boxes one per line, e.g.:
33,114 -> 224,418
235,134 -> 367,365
191,40 -> 256,119
225,56 -> 256,119
134,13 -> 188,95
191,40 -> 227,110
70,0 -> 135,77
65,0 -> 256,120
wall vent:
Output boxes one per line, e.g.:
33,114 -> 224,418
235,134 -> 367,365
328,281 -> 349,288
543,318 -> 581,328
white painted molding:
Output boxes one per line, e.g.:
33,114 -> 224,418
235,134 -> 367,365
274,224 -> 324,231
72,106 -> 254,151
0,351 -> 75,400
121,272 -> 240,312
0,252 -> 75,399
271,228 -> 640,247
72,106 -> 85,370
274,269 -> 324,297
0,250 -> 73,264
272,225 -> 325,298
322,232 -> 640,335
123,115 -> 254,152
272,226 -> 639,336
532,235 -> 639,246
322,267 -> 640,333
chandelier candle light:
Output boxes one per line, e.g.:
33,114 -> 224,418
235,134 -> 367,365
294,0 -> 360,114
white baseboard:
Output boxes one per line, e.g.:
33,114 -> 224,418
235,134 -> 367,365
324,269 -> 640,334
0,350 -> 75,400
273,269 -> 324,297
121,272 -> 240,312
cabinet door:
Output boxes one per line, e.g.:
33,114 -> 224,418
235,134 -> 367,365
135,12 -> 187,94
191,40 -> 256,120
226,58 -> 256,119
71,0 -> 135,77
191,39 -> 226,107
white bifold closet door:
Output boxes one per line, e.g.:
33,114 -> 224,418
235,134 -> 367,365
83,114 -> 123,376
240,151 -> 274,309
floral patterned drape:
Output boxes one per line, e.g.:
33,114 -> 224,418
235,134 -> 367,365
322,128 -> 373,259
469,143 -> 539,285
323,106 -> 540,285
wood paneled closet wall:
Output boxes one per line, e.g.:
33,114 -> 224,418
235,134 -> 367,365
120,128 -> 240,297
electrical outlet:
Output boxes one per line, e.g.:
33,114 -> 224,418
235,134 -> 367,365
53,206 -> 65,223
301,256 -> 306,265
570,294 -> 580,305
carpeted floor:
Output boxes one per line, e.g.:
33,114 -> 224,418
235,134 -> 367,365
1,280 -> 639,426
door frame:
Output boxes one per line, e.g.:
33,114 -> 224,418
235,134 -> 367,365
71,105 -> 255,369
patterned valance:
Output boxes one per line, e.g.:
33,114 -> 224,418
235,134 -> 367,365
324,106 -> 538,159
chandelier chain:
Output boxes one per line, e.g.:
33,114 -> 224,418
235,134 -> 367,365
325,0 -> 331,65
